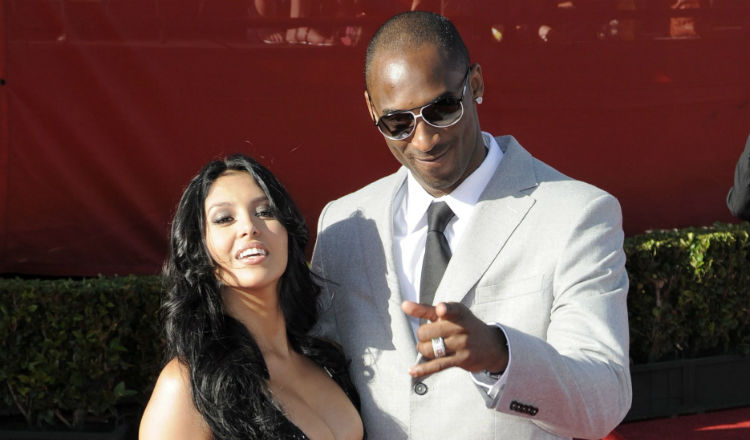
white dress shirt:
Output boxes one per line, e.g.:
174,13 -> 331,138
392,131 -> 510,396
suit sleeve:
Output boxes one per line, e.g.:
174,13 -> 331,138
490,193 -> 631,440
727,134 -> 750,221
310,201 -> 340,342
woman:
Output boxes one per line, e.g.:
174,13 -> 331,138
140,154 -> 363,439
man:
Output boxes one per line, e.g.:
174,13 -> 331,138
312,11 -> 631,440
727,134 -> 750,221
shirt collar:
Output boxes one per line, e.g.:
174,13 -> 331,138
403,131 -> 503,232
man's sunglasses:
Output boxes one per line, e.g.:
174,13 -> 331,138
371,66 -> 472,141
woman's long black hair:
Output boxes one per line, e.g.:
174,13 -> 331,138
161,154 -> 353,439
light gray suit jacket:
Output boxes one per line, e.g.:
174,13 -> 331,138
312,136 -> 631,440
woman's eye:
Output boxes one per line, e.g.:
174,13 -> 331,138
212,214 -> 234,224
255,207 -> 275,218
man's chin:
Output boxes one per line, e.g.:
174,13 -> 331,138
414,172 -> 459,197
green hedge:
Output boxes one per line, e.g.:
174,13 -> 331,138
625,222 -> 749,363
0,275 -> 162,428
0,222 -> 748,428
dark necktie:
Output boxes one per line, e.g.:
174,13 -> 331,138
419,201 -> 455,308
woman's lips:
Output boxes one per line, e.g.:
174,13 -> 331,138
235,245 -> 268,264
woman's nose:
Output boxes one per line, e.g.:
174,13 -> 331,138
239,216 -> 260,237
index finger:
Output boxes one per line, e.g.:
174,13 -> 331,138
435,302 -> 465,321
409,356 -> 456,378
401,301 -> 438,322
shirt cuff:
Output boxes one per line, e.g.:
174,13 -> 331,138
470,322 -> 511,401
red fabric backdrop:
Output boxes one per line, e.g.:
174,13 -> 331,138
1,1 -> 748,276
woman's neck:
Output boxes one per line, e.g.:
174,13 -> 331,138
221,286 -> 291,359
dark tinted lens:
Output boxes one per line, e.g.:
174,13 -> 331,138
378,112 -> 415,138
423,97 -> 462,126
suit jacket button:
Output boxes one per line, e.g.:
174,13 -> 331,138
414,382 -> 428,395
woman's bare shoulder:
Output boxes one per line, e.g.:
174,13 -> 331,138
151,358 -> 191,397
139,358 -> 211,440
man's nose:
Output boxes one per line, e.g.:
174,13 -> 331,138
409,118 -> 439,152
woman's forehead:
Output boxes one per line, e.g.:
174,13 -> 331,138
205,171 -> 262,202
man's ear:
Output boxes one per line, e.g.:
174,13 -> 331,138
364,90 -> 377,123
470,63 -> 485,102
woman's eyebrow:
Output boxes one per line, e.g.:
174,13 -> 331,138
206,201 -> 232,211
206,196 -> 269,212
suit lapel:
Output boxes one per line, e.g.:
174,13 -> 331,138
356,168 -> 420,356
434,136 -> 539,305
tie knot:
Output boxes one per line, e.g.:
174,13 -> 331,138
426,202 -> 455,233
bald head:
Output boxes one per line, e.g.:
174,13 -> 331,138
364,11 -> 470,90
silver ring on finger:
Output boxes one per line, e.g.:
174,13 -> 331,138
431,337 -> 446,358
